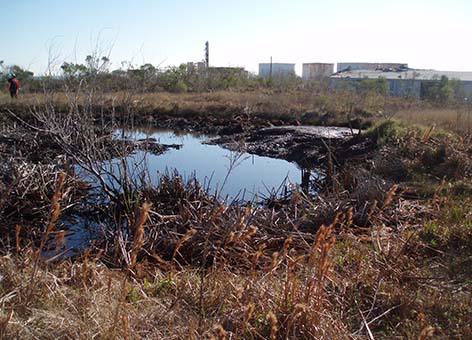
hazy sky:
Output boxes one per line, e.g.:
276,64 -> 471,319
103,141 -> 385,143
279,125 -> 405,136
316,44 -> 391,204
1,0 -> 471,75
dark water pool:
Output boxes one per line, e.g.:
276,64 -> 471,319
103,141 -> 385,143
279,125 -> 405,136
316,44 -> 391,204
47,128 -> 314,257
116,128 -> 307,201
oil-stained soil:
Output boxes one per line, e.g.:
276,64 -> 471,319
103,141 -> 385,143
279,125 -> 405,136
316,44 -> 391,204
209,125 -> 371,168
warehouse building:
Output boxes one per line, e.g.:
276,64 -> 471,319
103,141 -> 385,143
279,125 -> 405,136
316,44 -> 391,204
336,62 -> 408,72
302,63 -> 334,80
330,69 -> 472,98
259,63 -> 296,78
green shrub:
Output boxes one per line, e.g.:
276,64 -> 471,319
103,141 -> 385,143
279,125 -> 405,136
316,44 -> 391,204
362,119 -> 407,145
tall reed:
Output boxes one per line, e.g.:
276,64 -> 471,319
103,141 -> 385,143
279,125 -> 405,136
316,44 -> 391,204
31,172 -> 66,281
130,202 -> 152,267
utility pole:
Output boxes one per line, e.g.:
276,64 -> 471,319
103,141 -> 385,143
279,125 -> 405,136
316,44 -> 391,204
269,56 -> 273,78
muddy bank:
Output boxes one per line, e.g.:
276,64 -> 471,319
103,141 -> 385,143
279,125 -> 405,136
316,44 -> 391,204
1,99 -> 372,138
1,111 -> 373,183
103,108 -> 373,169
1,103 -> 373,170
122,118 -> 371,171
116,112 -> 282,135
0,121 -> 181,164
209,125 -> 370,168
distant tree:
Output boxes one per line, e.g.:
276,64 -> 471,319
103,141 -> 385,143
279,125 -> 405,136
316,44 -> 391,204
158,64 -> 188,93
206,68 -> 249,91
137,63 -> 158,87
358,77 -> 387,95
61,62 -> 88,78
422,76 -> 456,104
437,76 -> 454,103
0,61 -> 4,85
450,78 -> 464,102
265,74 -> 303,92
85,55 -> 110,74
140,63 -> 157,75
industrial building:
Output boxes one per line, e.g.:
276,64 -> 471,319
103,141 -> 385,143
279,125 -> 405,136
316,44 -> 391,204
259,63 -> 296,78
336,62 -> 408,72
302,63 -> 334,80
330,69 -> 472,98
186,62 -> 207,74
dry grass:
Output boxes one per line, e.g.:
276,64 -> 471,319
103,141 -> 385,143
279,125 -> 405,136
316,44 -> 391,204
1,175 -> 470,339
0,89 -> 433,128
0,218 -> 347,339
3,89 -> 469,136
396,107 -> 472,134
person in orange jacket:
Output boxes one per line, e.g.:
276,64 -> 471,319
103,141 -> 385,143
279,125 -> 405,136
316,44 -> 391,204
6,73 -> 20,98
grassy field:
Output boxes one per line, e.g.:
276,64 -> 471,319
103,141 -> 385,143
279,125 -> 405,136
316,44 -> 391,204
2,89 -> 469,132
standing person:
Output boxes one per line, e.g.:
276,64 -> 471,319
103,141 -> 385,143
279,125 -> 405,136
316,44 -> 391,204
6,74 -> 20,98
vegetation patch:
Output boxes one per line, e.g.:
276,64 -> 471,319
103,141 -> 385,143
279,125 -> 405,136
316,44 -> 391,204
0,71 -> 471,338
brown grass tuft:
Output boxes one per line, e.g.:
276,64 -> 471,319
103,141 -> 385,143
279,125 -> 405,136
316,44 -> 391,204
266,311 -> 278,340
172,228 -> 198,261
130,202 -> 152,267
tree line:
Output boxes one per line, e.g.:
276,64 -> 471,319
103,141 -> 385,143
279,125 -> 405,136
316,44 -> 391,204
0,57 -> 466,104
